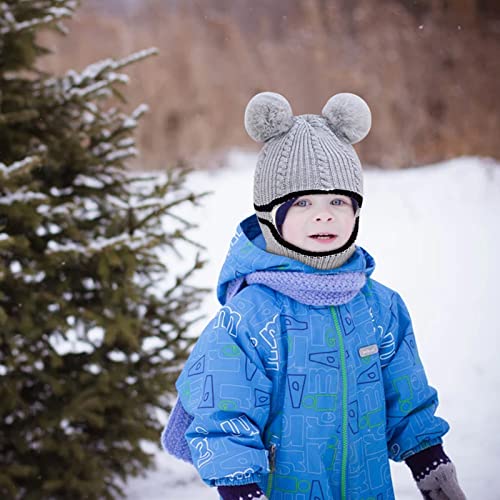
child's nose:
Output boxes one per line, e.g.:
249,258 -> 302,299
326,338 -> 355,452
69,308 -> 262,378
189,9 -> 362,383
314,211 -> 334,222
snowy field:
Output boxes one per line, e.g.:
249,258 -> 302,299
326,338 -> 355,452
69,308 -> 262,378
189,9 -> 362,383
125,154 -> 500,500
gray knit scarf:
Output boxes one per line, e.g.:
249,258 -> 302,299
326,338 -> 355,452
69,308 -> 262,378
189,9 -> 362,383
227,271 -> 366,306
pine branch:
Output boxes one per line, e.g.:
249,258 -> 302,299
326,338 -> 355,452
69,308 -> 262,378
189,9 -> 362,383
0,156 -> 41,180
114,48 -> 159,71
0,189 -> 47,205
0,0 -> 77,36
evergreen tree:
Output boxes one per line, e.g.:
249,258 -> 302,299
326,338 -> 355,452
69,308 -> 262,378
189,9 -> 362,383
0,1 -> 206,498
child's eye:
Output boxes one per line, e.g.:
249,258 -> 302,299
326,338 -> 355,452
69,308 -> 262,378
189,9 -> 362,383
331,198 -> 345,206
294,199 -> 309,207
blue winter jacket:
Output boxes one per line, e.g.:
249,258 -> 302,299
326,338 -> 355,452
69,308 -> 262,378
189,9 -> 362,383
173,214 -> 449,499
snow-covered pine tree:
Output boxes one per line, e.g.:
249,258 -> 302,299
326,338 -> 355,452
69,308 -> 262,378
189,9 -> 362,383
0,1 -> 206,498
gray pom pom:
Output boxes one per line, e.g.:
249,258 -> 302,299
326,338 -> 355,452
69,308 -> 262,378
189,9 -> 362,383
321,93 -> 371,144
244,92 -> 294,143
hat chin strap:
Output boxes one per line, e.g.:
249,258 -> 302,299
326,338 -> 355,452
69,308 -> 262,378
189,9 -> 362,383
257,213 -> 358,271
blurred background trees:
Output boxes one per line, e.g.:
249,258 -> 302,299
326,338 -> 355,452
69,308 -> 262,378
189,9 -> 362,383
39,0 -> 500,169
0,1 -> 205,497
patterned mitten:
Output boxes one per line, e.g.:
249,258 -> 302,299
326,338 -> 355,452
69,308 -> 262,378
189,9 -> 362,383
405,444 -> 467,500
217,483 -> 268,500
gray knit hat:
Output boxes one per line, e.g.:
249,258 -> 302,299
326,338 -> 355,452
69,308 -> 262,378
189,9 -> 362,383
245,91 -> 371,270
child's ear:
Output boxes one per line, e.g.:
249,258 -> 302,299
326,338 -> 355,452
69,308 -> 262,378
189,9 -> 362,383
322,93 -> 372,144
244,92 -> 295,143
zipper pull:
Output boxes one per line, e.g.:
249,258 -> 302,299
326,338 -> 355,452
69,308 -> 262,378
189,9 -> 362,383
269,444 -> 277,473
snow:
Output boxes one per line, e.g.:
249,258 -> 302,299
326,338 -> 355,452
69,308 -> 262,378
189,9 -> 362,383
0,2 -> 76,35
116,48 -> 159,69
107,72 -> 130,84
39,50 -> 157,104
92,141 -> 113,156
46,233 -> 147,254
131,104 -> 149,120
9,261 -> 22,274
88,327 -> 105,347
74,174 -> 106,189
83,108 -> 97,124
0,190 -> 46,205
22,271 -> 46,284
0,3 -> 16,24
118,138 -> 136,148
68,80 -> 110,99
124,154 -> 500,499
122,117 -> 138,129
48,327 -> 94,356
105,147 -> 138,162
107,350 -> 127,363
0,156 -> 38,177
39,50 -> 155,106
50,186 -> 73,197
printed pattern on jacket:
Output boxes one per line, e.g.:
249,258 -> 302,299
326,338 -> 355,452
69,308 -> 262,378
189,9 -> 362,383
173,215 -> 449,500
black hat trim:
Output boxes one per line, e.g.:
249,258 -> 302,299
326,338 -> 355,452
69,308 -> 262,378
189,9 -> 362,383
254,189 -> 363,213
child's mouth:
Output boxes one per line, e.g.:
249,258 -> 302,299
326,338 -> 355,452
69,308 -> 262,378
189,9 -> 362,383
309,233 -> 337,242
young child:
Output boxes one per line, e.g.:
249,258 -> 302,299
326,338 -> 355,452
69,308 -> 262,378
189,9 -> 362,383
162,92 -> 467,500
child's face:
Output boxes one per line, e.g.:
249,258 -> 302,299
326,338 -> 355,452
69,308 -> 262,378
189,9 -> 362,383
281,194 -> 356,252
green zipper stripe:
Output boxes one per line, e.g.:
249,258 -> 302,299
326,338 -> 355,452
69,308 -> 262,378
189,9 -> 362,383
330,306 -> 348,500
266,471 -> 273,498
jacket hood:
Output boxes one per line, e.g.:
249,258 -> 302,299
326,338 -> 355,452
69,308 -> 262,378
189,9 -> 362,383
217,214 -> 376,305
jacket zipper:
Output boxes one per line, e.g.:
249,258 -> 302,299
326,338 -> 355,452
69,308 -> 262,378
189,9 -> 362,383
330,306 -> 348,500
266,443 -> 277,497
269,443 -> 277,472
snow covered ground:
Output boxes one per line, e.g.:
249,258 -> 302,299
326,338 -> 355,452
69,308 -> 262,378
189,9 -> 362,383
125,154 -> 500,500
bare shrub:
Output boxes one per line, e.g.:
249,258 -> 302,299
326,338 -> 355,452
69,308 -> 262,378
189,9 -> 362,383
38,0 -> 500,169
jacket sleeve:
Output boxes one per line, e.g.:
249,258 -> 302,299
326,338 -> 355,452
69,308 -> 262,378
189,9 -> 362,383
380,291 -> 450,462
175,289 -> 276,487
